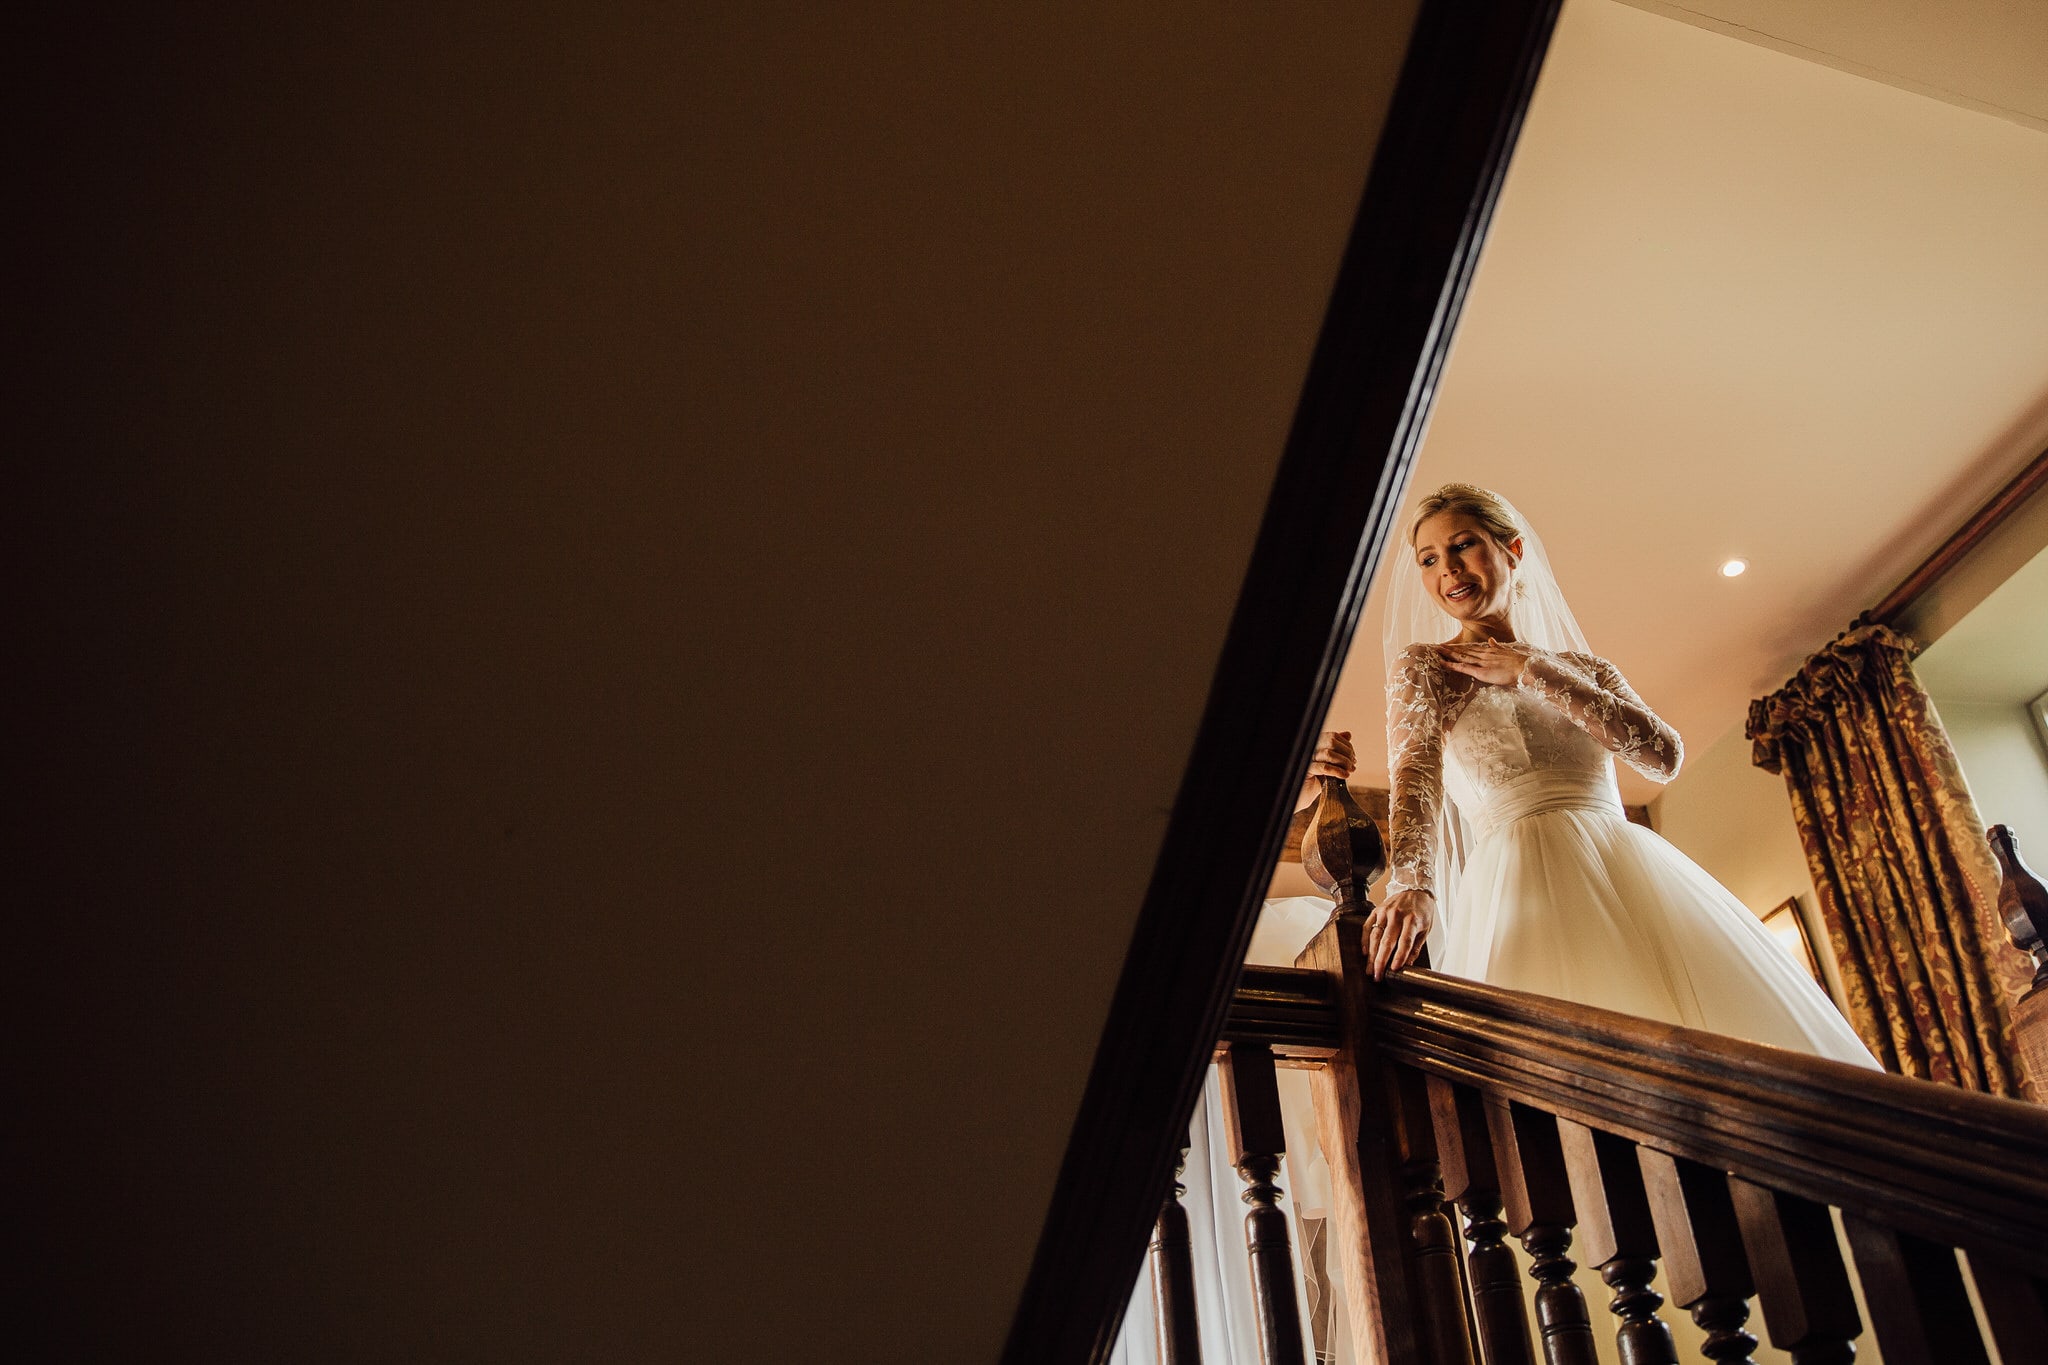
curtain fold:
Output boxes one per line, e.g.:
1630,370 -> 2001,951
1747,623 -> 2032,1096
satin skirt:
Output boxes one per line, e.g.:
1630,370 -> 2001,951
1440,780 -> 1874,1067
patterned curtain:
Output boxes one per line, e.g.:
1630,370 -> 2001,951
1747,623 -> 2033,1096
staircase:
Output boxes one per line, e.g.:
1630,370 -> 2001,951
1147,780 -> 2048,1365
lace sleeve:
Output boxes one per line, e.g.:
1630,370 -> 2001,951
1518,652 -> 1683,782
1386,644 -> 1449,897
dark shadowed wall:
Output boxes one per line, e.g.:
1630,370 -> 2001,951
16,4 -> 1417,1358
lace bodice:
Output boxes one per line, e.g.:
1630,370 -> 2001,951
1385,644 -> 1682,898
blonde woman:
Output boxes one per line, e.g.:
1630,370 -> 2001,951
1352,483 -> 1870,1064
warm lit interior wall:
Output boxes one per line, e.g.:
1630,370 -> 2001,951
15,5 -> 1419,1359
1612,0 -> 2048,130
1939,701 -> 2048,849
1650,724 -> 1844,1001
1652,486 -> 2048,1009
1894,485 -> 2048,648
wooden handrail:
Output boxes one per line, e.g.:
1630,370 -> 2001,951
1369,968 -> 2048,1269
1868,443 -> 2048,626
1222,961 -> 2048,1268
1223,964 -> 1340,1056
1179,762 -> 2048,1363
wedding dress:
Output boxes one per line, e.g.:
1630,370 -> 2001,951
1117,492 -> 1872,1362
1385,643 -> 1870,1063
1379,490 -> 1873,1066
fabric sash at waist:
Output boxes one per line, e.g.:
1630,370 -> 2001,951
1464,768 -> 1624,843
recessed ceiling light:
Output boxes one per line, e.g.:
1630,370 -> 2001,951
1720,558 -> 1748,578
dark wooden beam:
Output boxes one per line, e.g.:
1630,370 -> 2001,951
1373,969 -> 2048,1271
1000,1 -> 1565,1359
1868,444 -> 2048,627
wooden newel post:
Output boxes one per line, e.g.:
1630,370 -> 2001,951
1302,775 -> 1382,922
1296,777 -> 1476,1365
1150,1145 -> 1204,1365
1988,824 -> 2048,1101
1221,1043 -> 1308,1365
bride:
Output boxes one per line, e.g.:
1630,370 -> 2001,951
1362,482 -> 1871,1065
1115,484 -> 1870,1365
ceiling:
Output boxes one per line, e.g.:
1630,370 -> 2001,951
1327,0 -> 2048,803
1617,0 -> 2048,132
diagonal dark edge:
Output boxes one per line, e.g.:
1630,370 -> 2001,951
1000,1 -> 1564,1360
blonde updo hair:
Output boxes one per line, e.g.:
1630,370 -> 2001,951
1406,482 -> 1522,553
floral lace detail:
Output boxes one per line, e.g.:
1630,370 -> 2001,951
1518,652 -> 1683,783
1385,644 -> 1682,898
1384,645 -> 1467,900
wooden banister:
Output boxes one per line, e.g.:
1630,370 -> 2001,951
1208,955 -> 2048,1364
1219,1043 -> 1311,1365
1359,970 -> 2048,1268
1146,1147 -> 1202,1365
1172,789 -> 2048,1364
1367,970 -> 2048,1267
1222,965 -> 1340,1059
1248,946 -> 2048,1256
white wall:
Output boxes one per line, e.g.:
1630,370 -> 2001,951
1940,700 -> 2048,851
1651,721 -> 1847,1003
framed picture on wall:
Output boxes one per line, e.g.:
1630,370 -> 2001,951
1761,895 -> 1828,995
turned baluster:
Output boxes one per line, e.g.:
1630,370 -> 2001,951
1429,1075 -> 1535,1365
1558,1122 -> 1677,1365
1485,1101 -> 1599,1365
1988,823 -> 2048,1099
1727,1181 -> 1861,1365
1638,1151 -> 1757,1365
1838,1216 -> 1990,1365
1149,1144 -> 1203,1365
1961,1250 -> 2048,1365
1389,1065 -> 1478,1365
1219,1041 -> 1307,1365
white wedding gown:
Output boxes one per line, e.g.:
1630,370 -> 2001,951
1114,646 -> 1870,1364
1388,644 -> 1873,1064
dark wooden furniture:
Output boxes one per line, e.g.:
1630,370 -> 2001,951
1188,785 -> 2048,1364
1215,946 -> 2048,1365
1867,445 -> 2048,627
1991,824 -> 2048,1115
